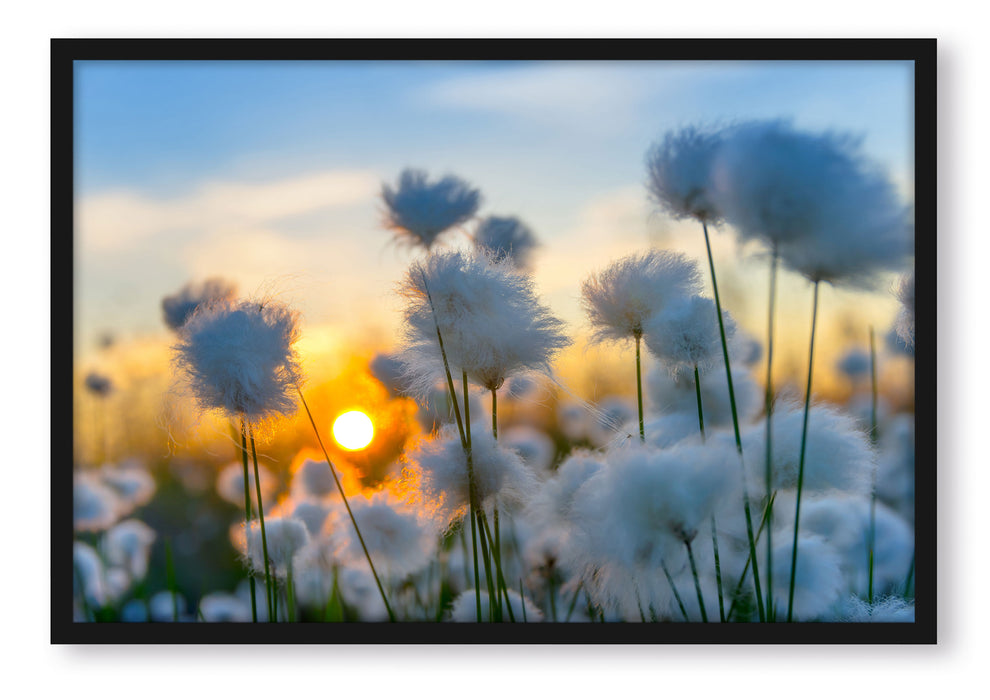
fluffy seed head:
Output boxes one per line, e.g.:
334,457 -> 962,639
198,592 -> 253,622
399,249 -> 569,393
643,295 -> 734,376
646,125 -> 725,223
894,272 -> 915,347
712,119 -> 912,288
448,589 -> 543,622
582,250 -> 703,343
173,298 -> 303,421
74,472 -> 123,532
243,517 -> 310,577
162,277 -> 238,331
743,401 -> 874,495
837,595 -> 915,622
329,490 -> 435,580
836,347 -> 872,381
102,519 -> 157,580
473,215 -> 539,270
770,534 -> 844,620
381,168 -> 482,250
215,459 -> 278,509
100,462 -> 156,514
403,424 -> 539,529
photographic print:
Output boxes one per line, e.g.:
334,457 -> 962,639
54,39 -> 934,643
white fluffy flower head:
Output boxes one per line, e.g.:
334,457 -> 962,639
399,249 -> 569,393
582,250 -> 702,343
404,424 -> 539,529
643,295 -> 734,376
646,125 -> 725,223
712,120 -> 912,288
381,168 -> 481,250
173,298 -> 303,422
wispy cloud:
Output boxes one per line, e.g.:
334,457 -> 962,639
419,63 -> 656,132
77,169 -> 381,253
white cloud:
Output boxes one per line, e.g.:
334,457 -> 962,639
77,169 -> 381,253
420,63 -> 655,132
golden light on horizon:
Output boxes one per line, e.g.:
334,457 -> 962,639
332,410 -> 374,451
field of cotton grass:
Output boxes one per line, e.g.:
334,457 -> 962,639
71,119 -> 918,627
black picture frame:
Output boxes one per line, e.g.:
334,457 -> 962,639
53,37 -> 936,644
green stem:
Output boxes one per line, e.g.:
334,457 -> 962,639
478,512 -> 515,622
765,249 -> 778,621
694,367 -> 725,622
787,279 -> 820,622
701,220 -> 765,622
296,388 -> 396,622
286,560 -> 296,623
564,580 -> 584,622
726,490 -> 777,620
694,365 -> 705,440
660,560 -> 690,622
238,418 -> 258,622
461,372 -> 489,622
903,554 -> 915,598
635,332 -> 645,443
248,425 -> 274,622
711,516 -> 725,623
492,388 -> 498,440
868,326 -> 879,601
685,539 -> 708,622
164,538 -> 178,622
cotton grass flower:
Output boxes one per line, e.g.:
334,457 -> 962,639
329,490 -> 435,581
162,277 -> 238,331
894,272 -> 915,348
449,589 -> 542,622
215,460 -> 277,509
289,455 -> 338,500
403,424 -> 539,529
647,362 -> 761,428
712,120 -> 912,288
836,348 -> 872,381
74,472 -> 123,532
500,425 -> 557,474
769,534 -> 844,620
381,168 -> 481,250
198,591 -> 253,622
244,517 -> 310,578
102,519 -> 156,581
399,249 -> 569,395
836,594 -> 915,622
172,298 -> 302,423
643,295 -> 735,377
369,352 -> 411,398
100,461 -> 156,513
646,125 -> 725,223
742,401 -> 874,496
564,441 -> 738,619
582,250 -> 702,344
473,215 -> 539,270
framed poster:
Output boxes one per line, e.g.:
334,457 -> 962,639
54,38 -> 935,643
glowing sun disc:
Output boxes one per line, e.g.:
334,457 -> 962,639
332,410 -> 374,450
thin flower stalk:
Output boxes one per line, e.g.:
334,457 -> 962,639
701,220 -> 766,621
238,421 -> 259,622
693,365 -> 725,622
660,560 -> 690,622
764,248 -> 779,620
248,424 -> 275,621
787,280 -> 820,622
684,539 -> 708,622
296,388 -> 396,622
868,326 -> 879,604
636,333 -> 646,442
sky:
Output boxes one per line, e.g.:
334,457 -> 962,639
73,59 -> 916,398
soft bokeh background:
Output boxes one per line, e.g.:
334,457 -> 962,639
73,59 -> 915,468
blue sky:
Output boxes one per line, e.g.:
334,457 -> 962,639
73,59 -> 915,393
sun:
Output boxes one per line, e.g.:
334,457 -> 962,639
332,410 -> 375,450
